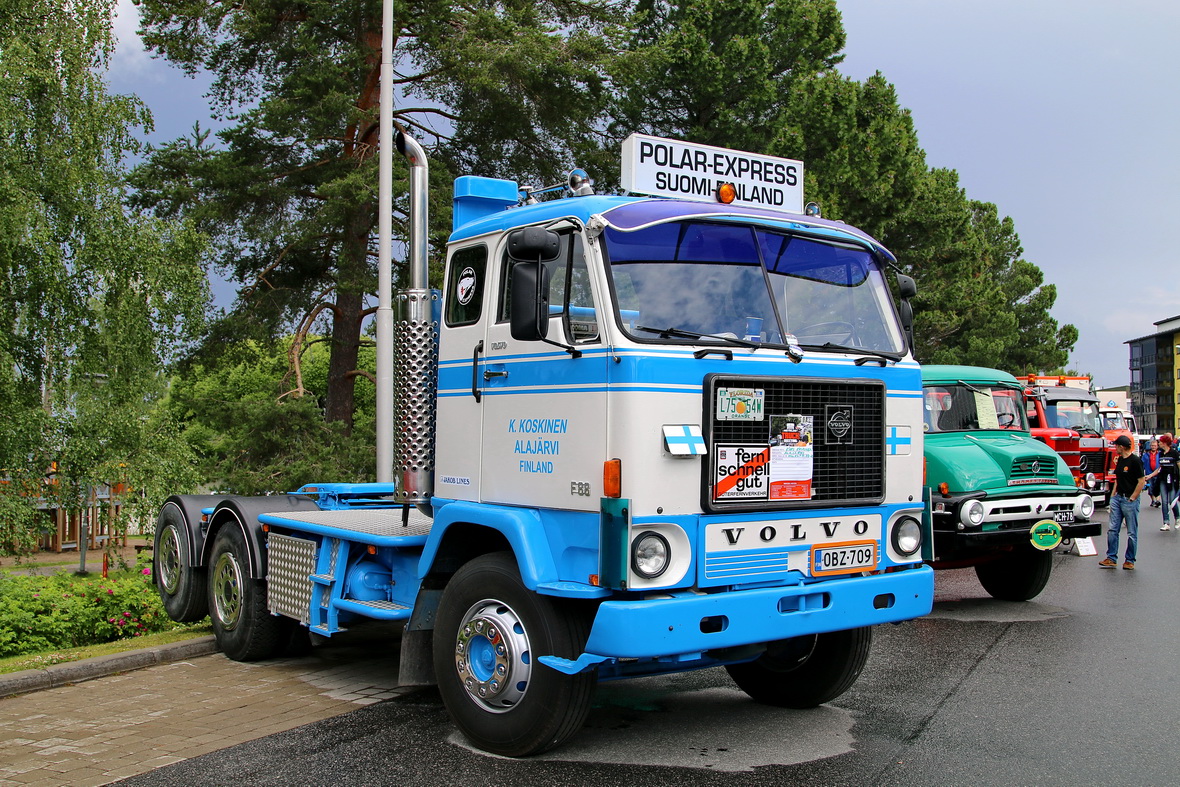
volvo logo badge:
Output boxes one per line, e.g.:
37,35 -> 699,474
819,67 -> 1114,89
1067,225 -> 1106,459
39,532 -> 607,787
825,405 -> 853,444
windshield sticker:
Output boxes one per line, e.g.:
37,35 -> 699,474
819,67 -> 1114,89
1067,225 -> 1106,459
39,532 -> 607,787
768,414 -> 814,500
714,445 -> 771,500
456,267 -> 478,305
717,388 -> 765,421
974,390 -> 999,429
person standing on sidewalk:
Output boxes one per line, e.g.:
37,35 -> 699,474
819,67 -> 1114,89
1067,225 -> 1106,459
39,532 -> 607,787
1155,434 -> 1180,529
1100,434 -> 1144,570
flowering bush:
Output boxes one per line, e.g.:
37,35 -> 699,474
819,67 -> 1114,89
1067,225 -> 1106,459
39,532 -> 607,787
0,556 -> 191,658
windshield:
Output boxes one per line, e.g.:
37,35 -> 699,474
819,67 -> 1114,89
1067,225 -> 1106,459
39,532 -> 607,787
1045,401 -> 1103,434
924,385 -> 1028,433
602,220 -> 906,354
1102,411 -> 1126,431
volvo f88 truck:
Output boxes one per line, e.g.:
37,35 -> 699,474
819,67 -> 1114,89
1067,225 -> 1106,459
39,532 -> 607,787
154,133 -> 934,756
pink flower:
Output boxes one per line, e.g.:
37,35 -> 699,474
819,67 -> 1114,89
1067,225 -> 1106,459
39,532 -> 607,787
142,568 -> 151,576
106,589 -> 114,595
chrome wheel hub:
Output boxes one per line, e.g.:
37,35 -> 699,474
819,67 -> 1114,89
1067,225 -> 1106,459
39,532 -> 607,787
158,526 -> 181,594
454,599 -> 531,712
211,550 -> 243,631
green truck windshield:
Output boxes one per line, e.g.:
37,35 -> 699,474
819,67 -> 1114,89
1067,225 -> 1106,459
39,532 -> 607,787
924,384 -> 1028,433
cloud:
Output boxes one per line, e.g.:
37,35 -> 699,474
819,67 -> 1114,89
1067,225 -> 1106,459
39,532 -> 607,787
111,0 -> 155,79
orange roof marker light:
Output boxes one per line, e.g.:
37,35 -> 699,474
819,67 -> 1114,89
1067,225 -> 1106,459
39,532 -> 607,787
716,182 -> 737,204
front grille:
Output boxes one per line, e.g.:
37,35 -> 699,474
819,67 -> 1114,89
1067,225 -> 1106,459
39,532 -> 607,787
1077,451 -> 1106,474
704,375 -> 885,511
1010,456 -> 1058,480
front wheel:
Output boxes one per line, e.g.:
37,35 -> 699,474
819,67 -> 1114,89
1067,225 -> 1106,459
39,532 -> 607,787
974,544 -> 1053,601
207,526 -> 286,661
726,627 -> 872,708
433,552 -> 596,756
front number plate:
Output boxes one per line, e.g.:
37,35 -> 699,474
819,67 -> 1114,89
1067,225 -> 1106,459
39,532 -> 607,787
1054,510 -> 1075,524
811,541 -> 878,576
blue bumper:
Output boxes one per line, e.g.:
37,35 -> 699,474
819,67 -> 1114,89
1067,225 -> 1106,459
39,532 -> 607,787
584,565 -> 932,660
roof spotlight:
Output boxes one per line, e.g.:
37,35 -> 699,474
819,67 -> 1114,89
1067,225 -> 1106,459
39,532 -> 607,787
567,168 -> 594,196
804,202 -> 822,217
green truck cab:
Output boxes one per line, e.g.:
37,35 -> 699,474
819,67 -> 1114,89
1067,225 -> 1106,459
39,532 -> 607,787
922,365 -> 1100,600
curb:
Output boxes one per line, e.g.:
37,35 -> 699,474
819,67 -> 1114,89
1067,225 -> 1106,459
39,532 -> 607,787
0,636 -> 220,699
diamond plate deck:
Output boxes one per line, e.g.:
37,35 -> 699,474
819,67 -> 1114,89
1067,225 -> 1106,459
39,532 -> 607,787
260,508 -> 433,540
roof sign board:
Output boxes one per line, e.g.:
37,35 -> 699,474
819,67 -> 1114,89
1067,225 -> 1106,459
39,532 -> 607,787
620,133 -> 804,214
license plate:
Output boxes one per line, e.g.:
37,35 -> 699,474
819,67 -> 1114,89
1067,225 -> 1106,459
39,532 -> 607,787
1054,510 -> 1075,524
811,541 -> 878,576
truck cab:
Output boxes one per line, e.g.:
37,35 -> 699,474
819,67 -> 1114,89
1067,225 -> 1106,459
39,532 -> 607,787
922,366 -> 1098,600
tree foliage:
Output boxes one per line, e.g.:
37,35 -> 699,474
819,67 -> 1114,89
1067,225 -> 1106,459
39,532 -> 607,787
0,0 -> 206,555
131,0 -> 620,433
164,339 -> 376,495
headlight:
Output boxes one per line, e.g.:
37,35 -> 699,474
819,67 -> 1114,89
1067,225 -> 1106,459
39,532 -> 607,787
631,531 -> 670,579
1084,472 -> 1097,489
891,516 -> 922,557
1077,494 -> 1095,520
959,499 -> 985,528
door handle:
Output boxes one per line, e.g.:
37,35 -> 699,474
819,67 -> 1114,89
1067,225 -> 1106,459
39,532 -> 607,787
471,341 -> 483,403
483,369 -> 508,381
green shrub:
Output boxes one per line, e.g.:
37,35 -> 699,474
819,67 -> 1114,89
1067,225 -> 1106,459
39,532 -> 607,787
0,556 -> 193,657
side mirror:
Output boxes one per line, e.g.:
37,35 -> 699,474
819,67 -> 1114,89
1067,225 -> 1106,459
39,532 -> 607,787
507,227 -> 561,342
510,259 -> 551,341
896,273 -> 917,352
507,227 -> 561,262
896,273 -> 917,300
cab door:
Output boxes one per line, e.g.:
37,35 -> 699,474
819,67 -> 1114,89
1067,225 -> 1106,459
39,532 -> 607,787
478,230 -> 610,511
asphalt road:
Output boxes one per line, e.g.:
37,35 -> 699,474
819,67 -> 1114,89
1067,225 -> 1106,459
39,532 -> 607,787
113,508 -> 1180,787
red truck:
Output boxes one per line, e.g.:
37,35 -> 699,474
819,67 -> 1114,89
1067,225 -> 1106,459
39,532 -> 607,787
1019,380 -> 1109,505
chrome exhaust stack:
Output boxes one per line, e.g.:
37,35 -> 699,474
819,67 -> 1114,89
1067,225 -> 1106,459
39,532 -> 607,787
392,131 -> 437,505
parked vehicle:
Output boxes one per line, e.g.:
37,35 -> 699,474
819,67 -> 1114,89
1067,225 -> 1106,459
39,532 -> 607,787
153,133 -> 935,756
923,366 -> 1098,600
1019,379 -> 1108,504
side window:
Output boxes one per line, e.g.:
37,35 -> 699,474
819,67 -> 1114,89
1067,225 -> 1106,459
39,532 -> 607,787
445,245 -> 487,326
498,231 -> 599,344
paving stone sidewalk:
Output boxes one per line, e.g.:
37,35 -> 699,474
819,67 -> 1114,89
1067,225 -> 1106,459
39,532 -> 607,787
0,631 -> 411,787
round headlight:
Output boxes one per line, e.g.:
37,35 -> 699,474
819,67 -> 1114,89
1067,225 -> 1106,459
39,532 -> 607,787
959,499 -> 985,528
1077,493 -> 1095,520
891,516 -> 922,557
1084,472 -> 1097,489
631,531 -> 670,579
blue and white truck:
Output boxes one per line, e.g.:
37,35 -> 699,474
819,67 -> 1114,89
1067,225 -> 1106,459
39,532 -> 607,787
153,133 -> 935,756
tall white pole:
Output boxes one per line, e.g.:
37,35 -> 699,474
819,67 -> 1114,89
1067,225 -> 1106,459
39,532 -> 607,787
375,0 -> 394,483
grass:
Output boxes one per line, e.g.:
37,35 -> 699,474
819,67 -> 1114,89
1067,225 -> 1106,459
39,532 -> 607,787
0,623 -> 214,675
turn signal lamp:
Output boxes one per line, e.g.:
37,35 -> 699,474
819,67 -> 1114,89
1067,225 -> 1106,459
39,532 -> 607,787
716,182 -> 737,204
939,482 -> 950,496
604,459 -> 622,498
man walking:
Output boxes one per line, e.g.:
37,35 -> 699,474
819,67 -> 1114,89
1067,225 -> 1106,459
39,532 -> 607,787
1100,434 -> 1145,570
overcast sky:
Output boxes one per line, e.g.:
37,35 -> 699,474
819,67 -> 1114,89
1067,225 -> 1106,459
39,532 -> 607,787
110,0 -> 1180,390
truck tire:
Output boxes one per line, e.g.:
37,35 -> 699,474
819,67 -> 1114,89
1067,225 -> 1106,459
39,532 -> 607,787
154,506 -> 208,622
433,552 -> 596,756
726,627 -> 872,708
207,526 -> 285,661
974,545 -> 1052,601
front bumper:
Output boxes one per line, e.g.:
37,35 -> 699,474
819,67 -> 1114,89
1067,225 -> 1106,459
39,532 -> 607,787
932,520 -> 1100,561
581,565 -> 932,660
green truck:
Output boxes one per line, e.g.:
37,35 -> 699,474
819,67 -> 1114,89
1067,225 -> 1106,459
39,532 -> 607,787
921,365 -> 1100,600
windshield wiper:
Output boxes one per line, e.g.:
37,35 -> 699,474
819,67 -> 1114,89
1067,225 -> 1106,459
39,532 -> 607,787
637,325 -> 761,350
814,342 -> 899,366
